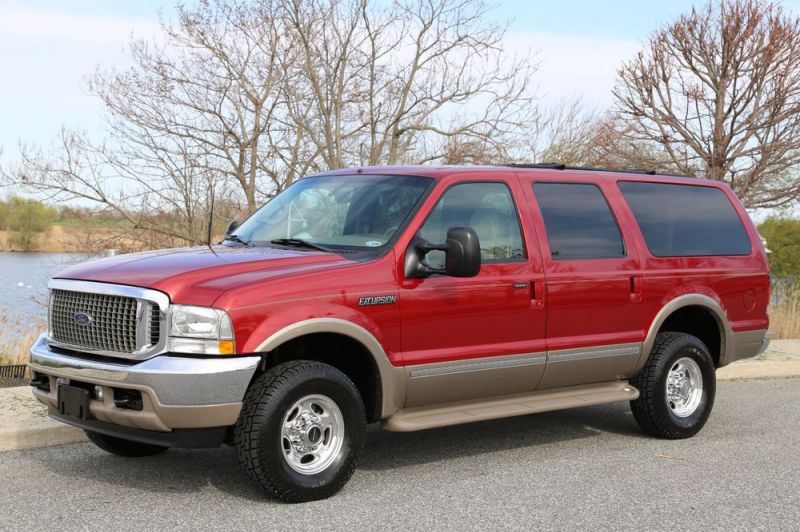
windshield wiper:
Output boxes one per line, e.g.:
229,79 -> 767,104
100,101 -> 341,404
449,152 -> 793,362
223,234 -> 252,247
270,238 -> 332,253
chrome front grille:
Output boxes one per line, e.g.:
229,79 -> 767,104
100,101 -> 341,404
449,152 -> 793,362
47,280 -> 168,359
51,289 -> 140,353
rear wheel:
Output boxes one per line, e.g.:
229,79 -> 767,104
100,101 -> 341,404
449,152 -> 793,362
630,332 -> 716,439
85,431 -> 169,457
234,361 -> 366,502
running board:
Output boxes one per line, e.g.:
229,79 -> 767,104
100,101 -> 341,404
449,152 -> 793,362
382,381 -> 639,432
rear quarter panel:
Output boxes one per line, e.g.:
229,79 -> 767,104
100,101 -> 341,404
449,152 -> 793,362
607,175 -> 770,344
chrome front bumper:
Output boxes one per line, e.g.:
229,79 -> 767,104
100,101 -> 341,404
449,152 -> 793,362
29,334 -> 260,433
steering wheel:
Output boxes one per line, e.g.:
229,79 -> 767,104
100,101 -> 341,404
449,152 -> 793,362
383,226 -> 399,236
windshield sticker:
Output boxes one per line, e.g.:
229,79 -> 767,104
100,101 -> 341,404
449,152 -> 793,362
365,241 -> 382,247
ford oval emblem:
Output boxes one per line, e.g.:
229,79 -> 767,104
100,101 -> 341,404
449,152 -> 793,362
74,311 -> 93,326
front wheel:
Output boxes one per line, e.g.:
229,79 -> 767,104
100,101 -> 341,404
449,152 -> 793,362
630,332 -> 716,439
234,361 -> 366,503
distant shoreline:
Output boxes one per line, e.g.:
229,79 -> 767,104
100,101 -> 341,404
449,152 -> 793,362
0,226 -> 133,253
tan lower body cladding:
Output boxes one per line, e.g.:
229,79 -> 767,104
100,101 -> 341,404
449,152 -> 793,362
727,329 -> 770,365
403,342 -> 642,408
384,381 -> 639,432
31,375 -> 242,432
390,328 -> 770,432
388,343 -> 643,432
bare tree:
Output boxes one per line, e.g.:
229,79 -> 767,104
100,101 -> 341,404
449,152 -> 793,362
281,0 -> 537,168
2,0 -> 299,245
10,128 -> 238,246
89,0 -> 309,213
488,99 -> 670,171
614,0 -> 800,208
2,0 -> 538,248
522,99 -> 602,166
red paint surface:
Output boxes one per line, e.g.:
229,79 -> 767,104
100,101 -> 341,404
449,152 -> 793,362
56,166 -> 770,368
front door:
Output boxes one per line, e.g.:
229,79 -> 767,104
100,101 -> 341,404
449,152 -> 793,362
399,175 -> 547,407
520,175 -> 646,389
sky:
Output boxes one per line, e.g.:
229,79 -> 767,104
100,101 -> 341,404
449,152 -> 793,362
2,0 -> 800,167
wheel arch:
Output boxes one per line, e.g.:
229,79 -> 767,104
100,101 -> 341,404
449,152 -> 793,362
253,318 -> 406,421
639,294 -> 733,370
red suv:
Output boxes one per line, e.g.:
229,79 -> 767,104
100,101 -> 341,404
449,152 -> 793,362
29,164 -> 770,502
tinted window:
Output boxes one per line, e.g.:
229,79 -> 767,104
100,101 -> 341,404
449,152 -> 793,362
419,182 -> 525,267
618,182 -> 751,257
533,183 -> 625,259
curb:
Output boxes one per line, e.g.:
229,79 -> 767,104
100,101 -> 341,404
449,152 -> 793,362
717,361 -> 800,381
0,423 -> 86,453
0,385 -> 87,453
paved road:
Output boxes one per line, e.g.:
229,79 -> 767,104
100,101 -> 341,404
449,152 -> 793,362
1,379 -> 798,531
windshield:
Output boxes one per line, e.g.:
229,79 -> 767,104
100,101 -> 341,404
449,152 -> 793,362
230,174 -> 433,252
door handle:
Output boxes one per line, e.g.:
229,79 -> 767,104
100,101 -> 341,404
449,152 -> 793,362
629,276 -> 643,303
530,281 -> 544,308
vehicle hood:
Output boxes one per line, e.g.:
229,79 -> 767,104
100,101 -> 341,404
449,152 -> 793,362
54,245 -> 351,306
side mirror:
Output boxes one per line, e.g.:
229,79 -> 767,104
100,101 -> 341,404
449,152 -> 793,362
225,219 -> 239,237
444,227 -> 481,277
405,226 -> 481,279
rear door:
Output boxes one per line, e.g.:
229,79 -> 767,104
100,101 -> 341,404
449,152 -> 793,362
520,173 -> 646,389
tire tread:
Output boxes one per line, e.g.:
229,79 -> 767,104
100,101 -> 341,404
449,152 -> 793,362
630,332 -> 714,439
233,360 -> 363,502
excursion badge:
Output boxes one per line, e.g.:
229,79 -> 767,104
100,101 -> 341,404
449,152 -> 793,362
358,295 -> 397,307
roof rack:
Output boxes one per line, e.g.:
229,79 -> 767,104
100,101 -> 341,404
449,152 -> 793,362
501,163 -> 691,178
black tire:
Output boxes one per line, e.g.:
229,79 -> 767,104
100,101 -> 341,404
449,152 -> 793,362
233,361 -> 366,503
85,430 -> 169,457
630,332 -> 716,439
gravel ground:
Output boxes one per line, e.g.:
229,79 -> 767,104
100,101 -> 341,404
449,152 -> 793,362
1,378 -> 798,531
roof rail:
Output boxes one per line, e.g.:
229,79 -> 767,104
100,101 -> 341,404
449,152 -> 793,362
501,163 -> 691,178
502,162 -> 566,170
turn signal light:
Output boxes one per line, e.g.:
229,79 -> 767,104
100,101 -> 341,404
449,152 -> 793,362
218,340 -> 235,355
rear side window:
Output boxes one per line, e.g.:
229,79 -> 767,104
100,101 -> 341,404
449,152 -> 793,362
533,183 -> 625,259
618,181 -> 751,257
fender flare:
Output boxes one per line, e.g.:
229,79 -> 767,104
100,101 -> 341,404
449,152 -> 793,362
638,294 -> 733,370
254,318 -> 406,419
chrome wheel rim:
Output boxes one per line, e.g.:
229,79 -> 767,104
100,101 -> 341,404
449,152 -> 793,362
280,394 -> 344,475
666,357 -> 703,417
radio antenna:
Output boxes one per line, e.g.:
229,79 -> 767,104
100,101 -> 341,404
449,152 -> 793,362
206,180 -> 217,253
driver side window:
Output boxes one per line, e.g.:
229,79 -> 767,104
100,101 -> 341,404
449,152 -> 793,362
419,182 -> 526,268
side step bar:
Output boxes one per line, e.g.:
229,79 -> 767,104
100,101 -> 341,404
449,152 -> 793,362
382,381 -> 639,432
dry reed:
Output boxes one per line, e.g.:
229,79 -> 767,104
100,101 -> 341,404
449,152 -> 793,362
769,282 -> 800,340
0,311 -> 46,373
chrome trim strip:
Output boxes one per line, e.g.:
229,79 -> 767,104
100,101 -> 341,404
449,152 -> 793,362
47,279 -> 170,361
409,353 -> 547,379
30,334 -> 258,405
547,343 -> 642,363
407,344 -> 641,379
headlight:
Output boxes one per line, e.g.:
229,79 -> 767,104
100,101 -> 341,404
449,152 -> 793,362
168,305 -> 235,355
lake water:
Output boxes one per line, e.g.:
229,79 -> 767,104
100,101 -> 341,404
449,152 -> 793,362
0,252 -> 88,320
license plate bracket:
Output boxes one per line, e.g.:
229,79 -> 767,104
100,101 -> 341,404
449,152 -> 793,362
58,385 -> 91,420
